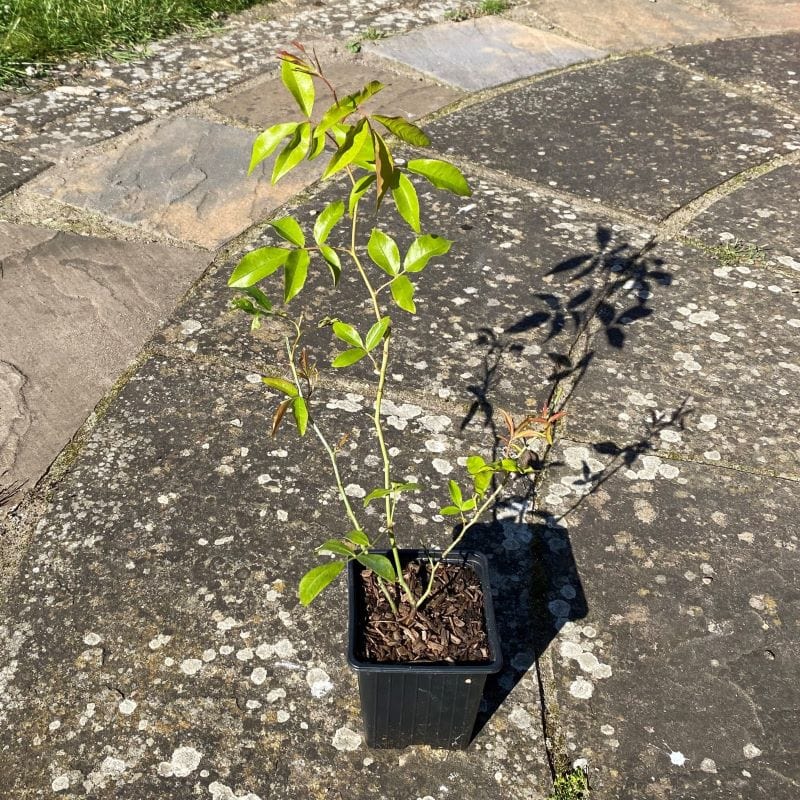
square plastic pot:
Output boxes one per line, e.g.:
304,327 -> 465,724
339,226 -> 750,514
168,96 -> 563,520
347,549 -> 502,749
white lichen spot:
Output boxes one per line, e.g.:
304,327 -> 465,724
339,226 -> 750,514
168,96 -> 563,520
266,688 -> 286,703
306,667 -> 333,698
600,724 -> 615,736
118,698 -> 137,715
179,659 -> 203,676
345,484 -> 366,498
424,438 -> 448,453
209,781 -> 262,800
49,720 -> 61,731
710,332 -> 731,343
548,599 -> 571,617
658,463 -> 680,479
157,495 -> 170,505
700,758 -> 717,773
569,677 -> 594,699
83,632 -> 102,647
257,474 -> 272,485
52,776 -> 70,792
276,710 -> 290,723
659,429 -> 682,443
236,648 -> 254,662
250,667 -> 267,686
669,751 -> 687,766
592,663 -> 612,679
245,373 -> 262,384
687,310 -> 720,326
432,458 -> 453,475
202,649 -> 216,662
100,757 -> 126,776
181,319 -> 202,335
508,706 -> 533,729
332,727 -> 362,751
419,414 -> 450,433
704,450 -> 722,461
743,743 -> 762,759
698,414 -> 718,431
157,746 -> 202,778
738,531 -> 755,544
148,634 -> 172,650
577,652 -> 600,673
216,464 -> 235,476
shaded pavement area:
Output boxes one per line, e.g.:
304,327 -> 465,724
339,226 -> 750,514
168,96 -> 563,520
1,1 -> 799,798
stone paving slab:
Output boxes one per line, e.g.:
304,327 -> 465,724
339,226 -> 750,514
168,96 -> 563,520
426,56 -> 800,219
366,17 -> 605,91
538,440 -> 800,799
684,164 -> 800,274
706,0 -> 800,34
0,150 -> 51,197
0,353 -> 552,799
665,33 -> 800,111
508,0 -> 744,52
559,239 -> 800,477
212,57 -> 463,129
27,116 -> 321,249
0,223 -> 208,497
154,168 -> 652,422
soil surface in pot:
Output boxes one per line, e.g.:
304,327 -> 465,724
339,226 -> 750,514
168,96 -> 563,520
358,560 -> 491,664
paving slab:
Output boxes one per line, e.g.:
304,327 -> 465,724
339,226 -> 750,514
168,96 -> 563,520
0,353 -> 552,799
538,440 -> 800,799
508,0 -> 744,52
684,164 -> 800,274
665,33 -> 800,111
154,167 -> 654,424
706,0 -> 800,34
559,239 -> 800,476
426,56 -> 800,219
0,223 -> 208,496
212,58 -> 463,129
366,17 -> 605,91
0,149 -> 51,196
27,116 -> 321,249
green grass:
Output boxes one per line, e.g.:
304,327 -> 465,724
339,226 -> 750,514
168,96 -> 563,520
444,0 -> 510,22
0,0 -> 265,86
548,767 -> 590,800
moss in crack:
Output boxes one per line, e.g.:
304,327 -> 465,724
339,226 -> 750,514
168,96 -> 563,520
548,766 -> 591,800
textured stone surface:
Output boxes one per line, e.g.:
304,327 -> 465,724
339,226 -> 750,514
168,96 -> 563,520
0,223 -> 207,494
509,0 -> 743,52
367,17 -> 605,90
561,240 -> 800,476
155,168 -> 653,424
426,56 -> 800,219
0,354 -> 551,799
707,0 -> 800,34
28,116 -> 320,249
212,57 -> 463,129
685,164 -> 800,275
666,33 -> 800,110
538,441 -> 800,799
0,149 -> 51,196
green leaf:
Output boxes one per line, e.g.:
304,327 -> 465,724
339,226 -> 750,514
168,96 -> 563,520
367,228 -> 401,276
292,396 -> 308,436
273,122 -> 312,184
372,114 -> 430,147
271,216 -> 305,247
298,561 -> 345,605
243,286 -> 272,313
363,487 -> 392,506
391,172 -> 420,233
349,173 -> 376,215
249,123 -> 297,174
322,119 -> 370,180
346,529 -> 371,547
261,376 -> 298,397
500,458 -> 519,473
461,497 -> 477,512
356,553 -> 396,582
390,274 -> 416,314
365,317 -> 390,351
404,234 -> 452,273
407,158 -> 471,196
281,58 -> 314,117
231,297 -> 258,315
474,469 -> 493,497
319,244 -> 342,285
313,200 -> 344,245
332,321 -> 363,349
332,348 -> 367,368
440,505 -> 462,516
228,247 -> 290,288
284,248 -> 310,303
448,479 -> 463,506
466,455 -> 488,475
316,81 -> 384,136
317,539 -> 354,557
371,125 -> 395,209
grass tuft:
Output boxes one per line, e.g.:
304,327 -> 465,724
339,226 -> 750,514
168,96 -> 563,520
0,0 -> 266,87
548,767 -> 590,800
444,0 -> 510,22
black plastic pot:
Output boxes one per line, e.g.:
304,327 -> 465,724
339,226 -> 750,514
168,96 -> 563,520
347,549 -> 502,749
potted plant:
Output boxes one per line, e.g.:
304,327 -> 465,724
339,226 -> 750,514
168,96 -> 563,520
228,43 -> 562,748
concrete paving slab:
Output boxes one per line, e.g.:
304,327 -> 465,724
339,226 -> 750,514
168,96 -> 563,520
427,56 -> 800,219
665,33 -> 800,111
684,164 -> 800,275
28,116 -> 321,249
0,149 -> 51,197
212,58 -> 463,129
0,353 -> 552,798
366,17 -> 605,91
538,441 -> 800,799
559,239 -> 800,476
154,169 -> 653,423
508,0 -> 744,52
0,223 -> 208,496
706,0 -> 800,34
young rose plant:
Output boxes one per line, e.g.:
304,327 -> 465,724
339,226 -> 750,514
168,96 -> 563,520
229,43 -> 562,616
